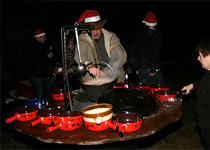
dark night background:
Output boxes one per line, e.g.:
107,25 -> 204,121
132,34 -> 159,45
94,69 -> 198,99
1,1 -> 210,149
1,0 -> 210,86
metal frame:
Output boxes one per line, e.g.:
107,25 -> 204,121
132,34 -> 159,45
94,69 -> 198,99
60,24 -> 91,111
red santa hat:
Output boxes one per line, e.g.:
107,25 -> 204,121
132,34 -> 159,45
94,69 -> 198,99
34,29 -> 46,38
142,11 -> 157,27
77,10 -> 106,30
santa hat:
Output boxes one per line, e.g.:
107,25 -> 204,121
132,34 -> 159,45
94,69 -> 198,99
142,11 -> 157,27
77,10 -> 106,30
34,29 -> 46,38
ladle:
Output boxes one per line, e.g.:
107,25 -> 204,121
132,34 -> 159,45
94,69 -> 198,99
74,23 -> 88,74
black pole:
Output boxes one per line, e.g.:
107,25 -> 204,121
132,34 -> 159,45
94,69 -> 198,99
61,27 -> 68,111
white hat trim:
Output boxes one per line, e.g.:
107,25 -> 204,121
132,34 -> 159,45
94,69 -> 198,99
34,33 -> 46,37
85,16 -> 101,23
142,20 -> 157,26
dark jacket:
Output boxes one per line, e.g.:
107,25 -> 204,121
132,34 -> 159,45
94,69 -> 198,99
194,70 -> 210,119
129,26 -> 163,73
26,40 -> 51,77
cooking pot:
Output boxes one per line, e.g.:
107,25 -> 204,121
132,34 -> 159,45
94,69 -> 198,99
82,77 -> 115,101
82,61 -> 117,102
112,112 -> 143,137
51,88 -> 70,101
24,97 -> 48,110
149,84 -> 170,95
112,82 -> 124,89
82,103 -> 117,131
6,106 -> 39,123
154,90 -> 177,101
29,107 -> 62,127
47,111 -> 83,133
131,83 -> 150,90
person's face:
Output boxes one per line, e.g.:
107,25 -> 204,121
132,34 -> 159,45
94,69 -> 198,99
36,36 -> 46,43
91,29 -> 102,40
68,37 -> 74,45
197,52 -> 210,70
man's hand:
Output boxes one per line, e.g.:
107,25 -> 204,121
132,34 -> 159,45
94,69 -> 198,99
47,52 -> 54,59
149,72 -> 157,77
88,65 -> 100,79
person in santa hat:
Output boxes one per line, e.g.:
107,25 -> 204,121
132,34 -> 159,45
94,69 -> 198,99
129,11 -> 164,85
74,9 -> 127,83
26,29 -> 54,98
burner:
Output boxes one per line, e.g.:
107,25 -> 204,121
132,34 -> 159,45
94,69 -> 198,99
98,88 -> 158,117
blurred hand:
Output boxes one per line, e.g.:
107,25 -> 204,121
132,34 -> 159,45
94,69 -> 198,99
136,70 -> 139,75
149,72 -> 157,77
181,83 -> 193,95
47,52 -> 54,58
88,65 -> 100,79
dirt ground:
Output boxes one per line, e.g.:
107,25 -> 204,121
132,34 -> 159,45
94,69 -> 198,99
0,60 -> 206,149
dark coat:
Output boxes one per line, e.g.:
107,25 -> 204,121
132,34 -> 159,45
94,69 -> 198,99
194,70 -> 210,119
26,40 -> 51,77
193,70 -> 210,141
129,26 -> 163,73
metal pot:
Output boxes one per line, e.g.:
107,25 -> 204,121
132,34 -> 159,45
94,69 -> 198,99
82,77 -> 115,101
29,107 -> 61,127
6,106 -> 39,123
47,111 -> 83,133
82,61 -> 117,102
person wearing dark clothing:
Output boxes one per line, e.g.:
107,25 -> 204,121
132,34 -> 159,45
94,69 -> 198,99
182,38 -> 210,149
66,34 -> 79,90
26,29 -> 53,98
129,11 -> 164,85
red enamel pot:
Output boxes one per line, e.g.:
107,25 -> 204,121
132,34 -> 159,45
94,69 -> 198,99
51,89 -> 70,101
29,107 -> 62,127
46,111 -> 83,133
82,103 -> 117,131
6,106 -> 39,123
154,90 -> 177,101
131,83 -> 150,90
112,82 -> 124,89
112,112 -> 143,137
149,84 -> 170,95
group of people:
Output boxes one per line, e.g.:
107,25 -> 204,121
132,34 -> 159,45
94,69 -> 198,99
26,10 -> 163,99
26,9 -> 210,149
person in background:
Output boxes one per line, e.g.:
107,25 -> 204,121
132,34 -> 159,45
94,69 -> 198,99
129,11 -> 164,85
26,29 -> 53,98
74,9 -> 127,83
66,34 -> 79,90
182,38 -> 210,149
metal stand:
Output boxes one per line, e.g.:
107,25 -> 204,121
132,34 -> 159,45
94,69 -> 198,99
60,24 -> 91,111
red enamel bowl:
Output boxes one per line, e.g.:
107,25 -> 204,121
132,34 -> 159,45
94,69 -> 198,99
6,106 -> 39,123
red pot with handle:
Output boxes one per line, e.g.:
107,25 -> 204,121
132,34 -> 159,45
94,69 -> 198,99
131,83 -> 150,90
29,107 -> 62,127
81,103 -> 118,131
51,89 -> 70,101
46,111 -> 83,133
154,90 -> 177,101
149,84 -> 170,95
112,111 -> 143,137
6,106 -> 39,123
